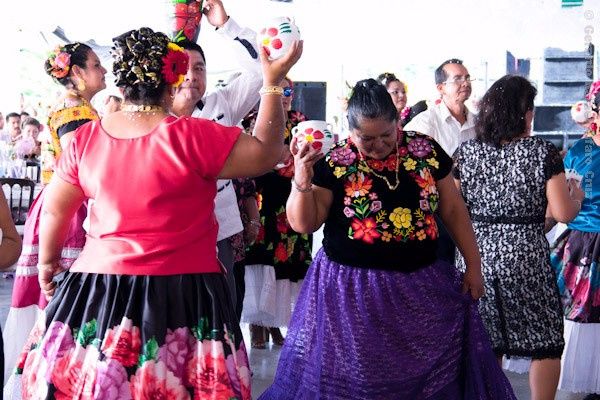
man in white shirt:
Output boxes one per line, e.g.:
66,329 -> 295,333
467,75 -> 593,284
404,59 -> 476,265
5,112 -> 22,143
172,0 -> 261,308
404,58 -> 476,157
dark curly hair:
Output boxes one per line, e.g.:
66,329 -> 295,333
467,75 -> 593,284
112,27 -> 172,105
44,42 -> 92,87
475,75 -> 537,147
347,79 -> 397,130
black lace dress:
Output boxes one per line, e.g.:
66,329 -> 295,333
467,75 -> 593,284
453,137 -> 565,359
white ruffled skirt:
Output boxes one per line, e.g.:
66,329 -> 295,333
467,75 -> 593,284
241,264 -> 303,328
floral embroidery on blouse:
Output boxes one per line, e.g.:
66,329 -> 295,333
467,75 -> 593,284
254,205 -> 311,266
326,132 -> 442,244
42,95 -> 98,184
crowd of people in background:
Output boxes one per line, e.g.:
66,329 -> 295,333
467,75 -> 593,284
0,1 -> 597,399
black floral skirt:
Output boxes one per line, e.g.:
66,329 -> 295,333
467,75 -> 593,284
13,272 -> 251,399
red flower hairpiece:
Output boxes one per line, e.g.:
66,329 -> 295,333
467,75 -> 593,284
48,46 -> 71,79
161,43 -> 189,87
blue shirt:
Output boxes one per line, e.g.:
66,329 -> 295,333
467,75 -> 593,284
564,137 -> 600,232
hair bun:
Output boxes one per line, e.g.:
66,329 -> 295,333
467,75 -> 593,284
112,27 -> 187,90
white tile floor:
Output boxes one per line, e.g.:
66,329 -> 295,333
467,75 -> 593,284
0,277 -> 590,399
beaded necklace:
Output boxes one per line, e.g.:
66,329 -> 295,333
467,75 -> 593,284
356,141 -> 401,190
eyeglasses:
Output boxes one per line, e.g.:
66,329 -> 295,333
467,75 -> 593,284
442,76 -> 475,85
283,87 -> 294,97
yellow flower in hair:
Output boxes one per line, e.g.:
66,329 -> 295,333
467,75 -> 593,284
167,42 -> 185,53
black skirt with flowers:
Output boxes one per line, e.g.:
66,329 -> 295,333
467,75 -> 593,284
12,272 -> 251,399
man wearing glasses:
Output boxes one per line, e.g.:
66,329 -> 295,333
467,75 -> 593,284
171,0 -> 262,308
404,59 -> 476,266
404,58 -> 476,156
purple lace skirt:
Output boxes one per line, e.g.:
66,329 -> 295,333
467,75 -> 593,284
259,249 -> 516,399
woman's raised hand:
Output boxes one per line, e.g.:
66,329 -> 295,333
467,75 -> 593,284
260,41 -> 303,86
290,136 -> 322,189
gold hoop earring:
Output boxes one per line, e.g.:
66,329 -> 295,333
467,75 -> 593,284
77,80 -> 86,92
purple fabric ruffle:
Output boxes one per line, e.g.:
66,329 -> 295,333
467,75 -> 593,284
259,249 -> 516,399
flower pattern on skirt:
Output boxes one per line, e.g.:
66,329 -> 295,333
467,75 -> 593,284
16,273 -> 251,400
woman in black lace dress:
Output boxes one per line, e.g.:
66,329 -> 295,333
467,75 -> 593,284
454,75 -> 585,400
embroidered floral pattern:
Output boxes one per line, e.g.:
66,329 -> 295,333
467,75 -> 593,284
43,97 -> 99,185
326,132 -> 442,244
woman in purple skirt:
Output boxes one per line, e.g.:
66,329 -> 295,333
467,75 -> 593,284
259,79 -> 516,399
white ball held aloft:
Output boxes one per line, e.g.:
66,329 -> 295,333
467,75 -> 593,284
570,101 -> 594,123
258,17 -> 301,60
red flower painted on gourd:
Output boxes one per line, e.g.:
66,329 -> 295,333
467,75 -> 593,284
101,318 -> 142,367
259,27 -> 283,55
351,217 -> 381,244
130,360 -> 189,400
302,128 -> 325,150
274,242 -> 289,262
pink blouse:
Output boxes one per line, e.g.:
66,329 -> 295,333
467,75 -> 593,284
56,115 -> 241,275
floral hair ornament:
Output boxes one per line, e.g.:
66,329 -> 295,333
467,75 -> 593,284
161,42 -> 189,87
47,45 -> 74,79
585,80 -> 600,101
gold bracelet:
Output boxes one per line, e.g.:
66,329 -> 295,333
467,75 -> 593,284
259,86 -> 284,96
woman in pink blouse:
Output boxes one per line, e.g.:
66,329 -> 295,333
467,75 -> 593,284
15,27 -> 301,399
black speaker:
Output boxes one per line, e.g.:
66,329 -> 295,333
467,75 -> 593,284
291,81 -> 327,121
